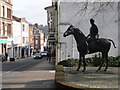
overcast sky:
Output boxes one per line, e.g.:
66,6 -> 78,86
13,0 -> 52,25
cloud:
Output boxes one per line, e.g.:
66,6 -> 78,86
13,0 -> 52,25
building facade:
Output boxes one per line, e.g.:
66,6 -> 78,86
10,16 -> 22,59
21,18 -> 30,57
11,16 -> 31,59
0,0 -> 12,55
29,24 -> 35,56
45,4 -> 58,64
32,24 -> 45,53
48,1 -> 120,64
33,24 -> 41,53
39,25 -> 48,51
40,31 -> 44,52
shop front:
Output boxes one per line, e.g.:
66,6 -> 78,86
0,37 -> 7,55
47,34 -> 56,64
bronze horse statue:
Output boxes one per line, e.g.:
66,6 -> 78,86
63,25 -> 116,72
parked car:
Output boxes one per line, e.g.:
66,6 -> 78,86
41,51 -> 48,57
0,54 -> 6,62
33,53 -> 42,59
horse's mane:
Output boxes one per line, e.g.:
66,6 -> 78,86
74,27 -> 86,38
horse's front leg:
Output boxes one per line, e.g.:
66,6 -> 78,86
76,53 -> 81,71
82,55 -> 86,72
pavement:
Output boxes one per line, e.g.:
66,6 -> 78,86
2,58 -> 55,89
64,67 -> 119,89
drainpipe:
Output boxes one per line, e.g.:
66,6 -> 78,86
56,0 -> 60,65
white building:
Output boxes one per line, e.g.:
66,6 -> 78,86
40,31 -> 45,52
12,16 -> 30,59
56,1 -> 119,63
21,18 -> 30,57
11,16 -> 22,59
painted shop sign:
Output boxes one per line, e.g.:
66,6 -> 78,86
0,39 -> 7,44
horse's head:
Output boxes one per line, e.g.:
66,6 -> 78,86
63,25 -> 75,37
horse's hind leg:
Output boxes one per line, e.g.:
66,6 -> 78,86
104,54 -> 108,71
82,55 -> 86,72
76,53 -> 82,71
97,53 -> 104,72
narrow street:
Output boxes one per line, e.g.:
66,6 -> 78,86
2,57 -> 55,89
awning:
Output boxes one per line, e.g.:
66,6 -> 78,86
24,48 -> 28,51
48,34 -> 55,41
22,48 -> 28,51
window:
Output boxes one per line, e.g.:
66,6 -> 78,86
2,22 -> 5,35
35,45 -> 38,49
55,2 -> 58,10
33,30 -> 36,33
23,25 -> 25,31
23,37 -> 25,44
7,8 -> 11,19
36,40 -> 38,44
7,24 -> 11,36
50,12 -> 52,20
44,34 -> 45,42
2,6 -> 5,17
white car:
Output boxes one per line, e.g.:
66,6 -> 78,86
33,53 -> 42,59
41,51 -> 48,57
0,54 -> 6,62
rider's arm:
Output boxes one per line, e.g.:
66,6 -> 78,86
96,34 -> 99,39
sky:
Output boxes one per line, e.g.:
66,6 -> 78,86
13,0 -> 52,25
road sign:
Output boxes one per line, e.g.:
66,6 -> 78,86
0,39 -> 7,44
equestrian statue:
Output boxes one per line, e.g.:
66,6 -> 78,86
63,19 -> 116,72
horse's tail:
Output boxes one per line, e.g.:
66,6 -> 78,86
108,39 -> 116,48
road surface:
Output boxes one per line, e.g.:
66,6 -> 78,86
2,57 -> 55,89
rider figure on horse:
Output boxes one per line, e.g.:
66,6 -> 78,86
87,18 -> 99,43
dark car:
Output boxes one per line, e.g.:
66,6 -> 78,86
0,54 -> 6,62
33,53 -> 42,59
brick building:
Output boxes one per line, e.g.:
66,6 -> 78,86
0,0 -> 12,55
